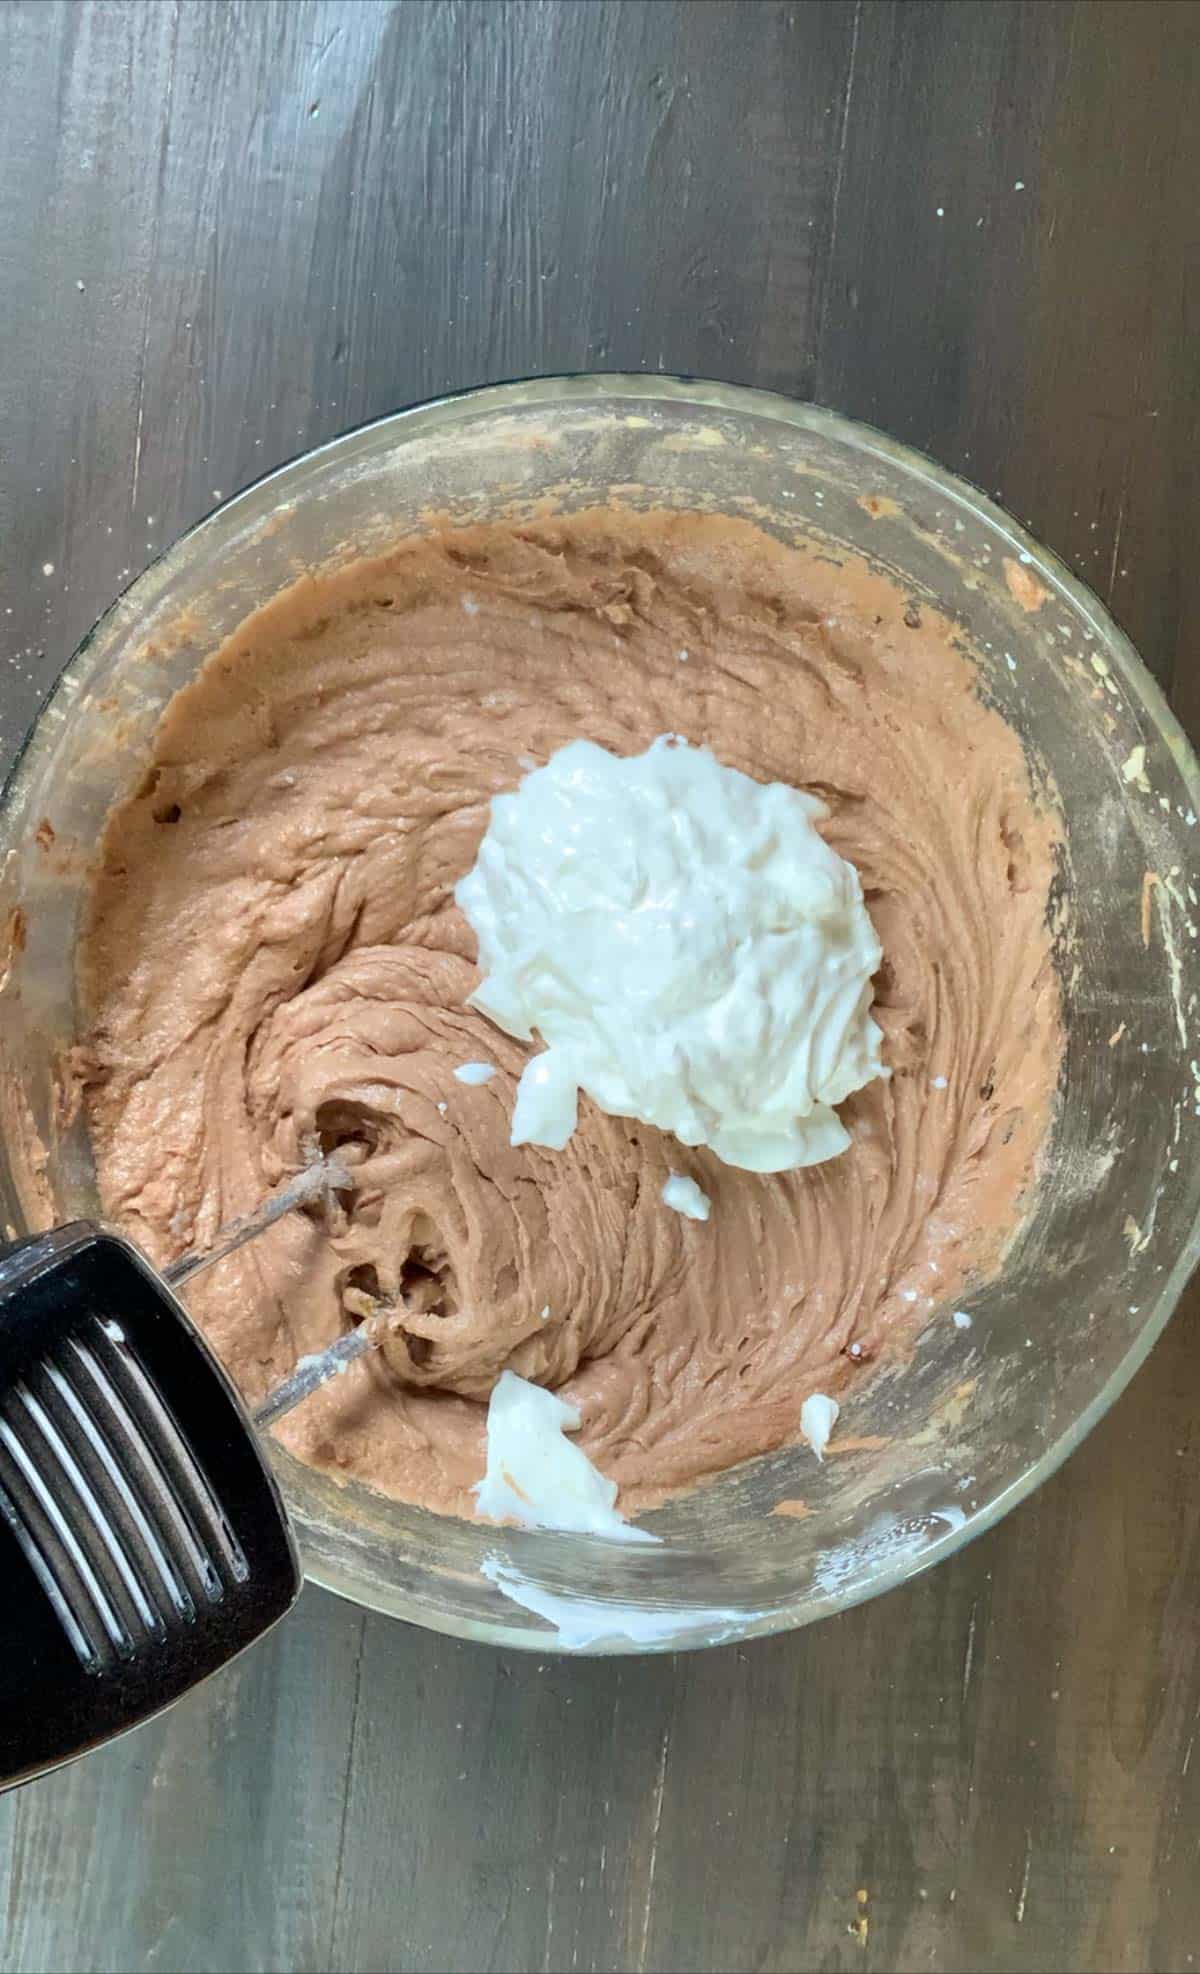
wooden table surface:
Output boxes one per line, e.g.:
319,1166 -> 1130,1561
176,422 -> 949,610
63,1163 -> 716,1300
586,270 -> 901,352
1,4 -> 1198,1969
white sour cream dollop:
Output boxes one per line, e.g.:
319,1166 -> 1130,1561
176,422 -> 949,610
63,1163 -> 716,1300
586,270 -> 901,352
455,736 -> 886,1172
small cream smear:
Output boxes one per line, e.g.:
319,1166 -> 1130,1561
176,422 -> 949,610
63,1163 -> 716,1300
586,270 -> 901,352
479,1559 -> 752,1649
661,1172 -> 710,1220
456,736 -> 887,1172
474,1369 -> 658,1543
800,1391 -> 839,1461
453,1061 -> 497,1085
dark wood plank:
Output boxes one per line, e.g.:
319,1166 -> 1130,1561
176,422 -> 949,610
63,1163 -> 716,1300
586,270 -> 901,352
0,3 -> 1198,1971
816,0 -> 1200,706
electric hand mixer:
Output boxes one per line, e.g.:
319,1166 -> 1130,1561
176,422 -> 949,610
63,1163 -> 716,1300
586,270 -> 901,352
0,1157 -> 395,1789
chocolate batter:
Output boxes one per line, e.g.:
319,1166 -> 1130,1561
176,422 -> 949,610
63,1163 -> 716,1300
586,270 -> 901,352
80,510 -> 1062,1519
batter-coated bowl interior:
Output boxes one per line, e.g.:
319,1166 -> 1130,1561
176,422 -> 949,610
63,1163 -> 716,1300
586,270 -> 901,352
1,376 -> 1196,1651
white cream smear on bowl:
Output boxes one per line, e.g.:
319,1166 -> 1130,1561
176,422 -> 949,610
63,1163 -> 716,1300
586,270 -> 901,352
456,735 -> 887,1172
800,1391 -> 840,1461
475,1370 -> 659,1542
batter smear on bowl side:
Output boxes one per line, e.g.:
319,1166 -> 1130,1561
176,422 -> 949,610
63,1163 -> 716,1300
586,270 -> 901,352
79,510 -> 1063,1523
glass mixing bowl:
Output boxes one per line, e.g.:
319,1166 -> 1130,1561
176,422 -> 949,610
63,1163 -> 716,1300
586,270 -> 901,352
1,375 -> 1196,1653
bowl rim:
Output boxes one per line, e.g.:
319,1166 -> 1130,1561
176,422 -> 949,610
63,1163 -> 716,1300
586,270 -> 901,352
8,370 -> 1199,1653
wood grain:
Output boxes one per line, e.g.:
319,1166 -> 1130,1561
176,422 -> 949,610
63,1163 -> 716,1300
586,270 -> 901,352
1,3 -> 1198,1969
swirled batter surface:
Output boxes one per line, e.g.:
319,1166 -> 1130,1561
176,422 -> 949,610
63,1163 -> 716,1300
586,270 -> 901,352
81,511 -> 1062,1518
